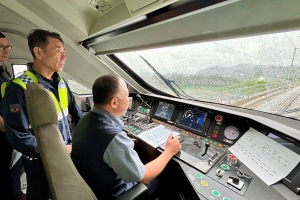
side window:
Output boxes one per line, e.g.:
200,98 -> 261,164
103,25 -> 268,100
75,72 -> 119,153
67,79 -> 93,113
67,79 -> 92,95
12,64 -> 27,78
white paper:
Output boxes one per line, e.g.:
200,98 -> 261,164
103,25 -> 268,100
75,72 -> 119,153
138,125 -> 179,148
229,127 -> 300,185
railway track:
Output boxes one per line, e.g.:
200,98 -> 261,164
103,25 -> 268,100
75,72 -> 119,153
187,85 -> 300,119
233,86 -> 300,119
277,87 -> 300,119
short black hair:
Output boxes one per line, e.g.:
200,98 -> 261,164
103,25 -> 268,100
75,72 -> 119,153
92,74 -> 122,105
27,29 -> 64,58
0,32 -> 6,38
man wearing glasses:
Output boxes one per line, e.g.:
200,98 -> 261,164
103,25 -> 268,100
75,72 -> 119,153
0,33 -> 13,83
0,32 -> 15,200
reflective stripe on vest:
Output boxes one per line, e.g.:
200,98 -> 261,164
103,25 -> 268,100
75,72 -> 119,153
1,82 -> 8,98
1,70 -> 69,120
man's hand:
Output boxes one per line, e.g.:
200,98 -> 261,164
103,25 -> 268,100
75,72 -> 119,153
65,144 -> 72,154
142,133 -> 182,184
164,134 -> 181,156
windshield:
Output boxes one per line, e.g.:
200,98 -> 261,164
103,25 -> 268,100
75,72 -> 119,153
115,30 -> 300,120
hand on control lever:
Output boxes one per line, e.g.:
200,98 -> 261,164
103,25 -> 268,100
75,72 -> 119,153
165,134 -> 181,156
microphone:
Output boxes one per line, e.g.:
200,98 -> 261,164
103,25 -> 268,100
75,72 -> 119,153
136,94 -> 153,123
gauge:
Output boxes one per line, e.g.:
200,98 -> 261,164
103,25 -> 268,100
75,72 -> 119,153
224,126 -> 239,140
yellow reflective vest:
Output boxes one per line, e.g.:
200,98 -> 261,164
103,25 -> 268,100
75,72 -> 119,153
1,70 -> 71,142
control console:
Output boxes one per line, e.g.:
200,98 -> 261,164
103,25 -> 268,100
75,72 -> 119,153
121,112 -> 226,173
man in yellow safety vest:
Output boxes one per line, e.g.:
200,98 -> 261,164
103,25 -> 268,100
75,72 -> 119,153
1,29 -> 83,200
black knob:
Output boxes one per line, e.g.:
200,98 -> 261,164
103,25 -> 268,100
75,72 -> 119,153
229,176 -> 240,184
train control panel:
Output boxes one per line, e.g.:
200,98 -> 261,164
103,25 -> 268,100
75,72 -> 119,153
120,95 -> 300,200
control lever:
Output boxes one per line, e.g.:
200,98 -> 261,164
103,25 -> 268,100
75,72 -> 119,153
237,170 -> 251,179
202,142 -> 210,156
193,140 -> 201,149
136,94 -> 153,123
228,175 -> 244,190
229,176 -> 240,184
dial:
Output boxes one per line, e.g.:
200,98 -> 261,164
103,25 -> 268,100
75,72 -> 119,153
224,126 -> 239,140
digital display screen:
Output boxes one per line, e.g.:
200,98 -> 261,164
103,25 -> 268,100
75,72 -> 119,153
154,101 -> 175,121
179,107 -> 207,132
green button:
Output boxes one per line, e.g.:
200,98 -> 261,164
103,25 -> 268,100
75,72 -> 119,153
213,141 -> 218,145
135,130 -> 141,133
204,138 -> 209,142
221,164 -> 230,170
223,197 -> 230,200
212,190 -> 220,197
195,173 -> 202,178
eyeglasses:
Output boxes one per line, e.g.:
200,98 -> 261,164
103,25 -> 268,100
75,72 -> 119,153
0,44 -> 13,51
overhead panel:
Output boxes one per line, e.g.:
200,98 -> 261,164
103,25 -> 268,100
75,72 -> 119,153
88,0 -> 178,37
124,0 -> 158,13
83,0 -> 300,55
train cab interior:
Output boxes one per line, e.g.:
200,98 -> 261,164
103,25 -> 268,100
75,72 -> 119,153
1,0 -> 300,199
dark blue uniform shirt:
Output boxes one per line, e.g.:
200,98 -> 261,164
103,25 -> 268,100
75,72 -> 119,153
71,106 -> 145,200
0,63 -> 83,158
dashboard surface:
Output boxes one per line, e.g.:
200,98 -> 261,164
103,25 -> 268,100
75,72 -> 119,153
122,94 -> 300,200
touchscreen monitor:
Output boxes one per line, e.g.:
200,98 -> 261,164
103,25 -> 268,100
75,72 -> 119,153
154,101 -> 175,121
179,107 -> 207,132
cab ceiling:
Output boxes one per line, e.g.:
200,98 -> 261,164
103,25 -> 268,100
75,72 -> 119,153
83,0 -> 300,55
2,0 -> 300,56
2,0 -> 178,43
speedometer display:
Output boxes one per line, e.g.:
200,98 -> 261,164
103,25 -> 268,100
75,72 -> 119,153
224,126 -> 239,140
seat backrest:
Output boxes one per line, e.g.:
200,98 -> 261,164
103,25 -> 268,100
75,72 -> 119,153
25,83 -> 97,200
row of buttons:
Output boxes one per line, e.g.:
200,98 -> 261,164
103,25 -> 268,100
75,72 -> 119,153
126,125 -> 141,133
195,173 -> 230,200
137,106 -> 150,114
203,138 -> 223,148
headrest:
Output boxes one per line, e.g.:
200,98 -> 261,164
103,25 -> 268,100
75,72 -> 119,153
25,83 -> 58,129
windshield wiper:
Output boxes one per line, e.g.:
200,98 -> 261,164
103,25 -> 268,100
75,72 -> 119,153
139,55 -> 194,99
